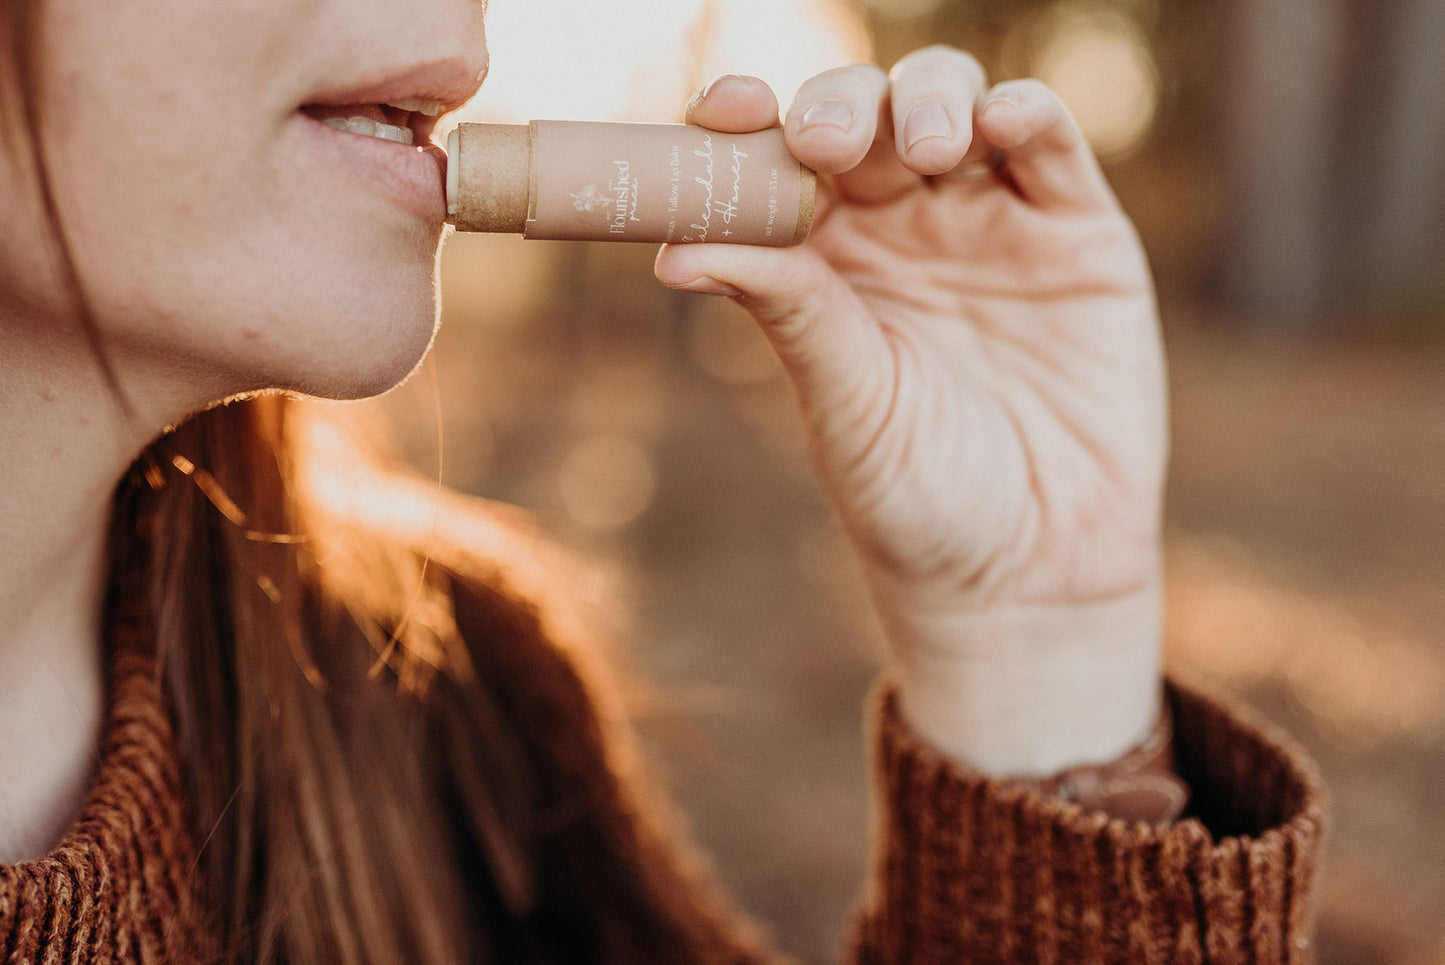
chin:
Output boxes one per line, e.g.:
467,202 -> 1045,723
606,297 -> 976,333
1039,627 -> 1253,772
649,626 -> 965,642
323,230 -> 445,400
199,258 -> 443,405
342,318 -> 439,400
104,220 -> 449,411
289,292 -> 441,402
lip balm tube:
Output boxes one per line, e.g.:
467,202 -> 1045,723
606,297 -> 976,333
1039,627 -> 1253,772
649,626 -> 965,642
446,120 -> 816,247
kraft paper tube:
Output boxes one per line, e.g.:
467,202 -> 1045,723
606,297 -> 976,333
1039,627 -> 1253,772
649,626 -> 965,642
446,121 -> 816,247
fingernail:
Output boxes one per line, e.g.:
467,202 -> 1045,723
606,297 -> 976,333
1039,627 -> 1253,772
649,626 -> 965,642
799,99 -> 854,134
986,91 -> 1021,113
677,277 -> 743,298
903,100 -> 954,150
701,73 -> 745,100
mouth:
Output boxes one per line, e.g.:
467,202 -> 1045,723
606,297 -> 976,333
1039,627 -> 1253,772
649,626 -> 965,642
298,99 -> 444,148
295,59 -> 486,222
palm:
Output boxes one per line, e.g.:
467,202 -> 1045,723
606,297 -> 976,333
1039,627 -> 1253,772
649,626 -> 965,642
657,60 -> 1170,766
799,182 -> 1165,612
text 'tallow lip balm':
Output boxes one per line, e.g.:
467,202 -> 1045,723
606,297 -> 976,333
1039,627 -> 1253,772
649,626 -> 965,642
446,121 -> 816,247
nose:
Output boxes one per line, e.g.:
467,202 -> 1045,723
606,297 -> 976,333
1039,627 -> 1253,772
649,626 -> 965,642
422,0 -> 490,107
362,0 -> 489,107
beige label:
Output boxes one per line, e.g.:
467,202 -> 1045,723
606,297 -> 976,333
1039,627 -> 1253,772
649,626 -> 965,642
527,120 -> 807,247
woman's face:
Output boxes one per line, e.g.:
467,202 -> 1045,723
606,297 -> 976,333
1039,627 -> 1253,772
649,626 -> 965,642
3,0 -> 488,404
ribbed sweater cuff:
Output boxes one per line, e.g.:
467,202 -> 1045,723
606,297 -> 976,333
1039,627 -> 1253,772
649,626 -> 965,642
849,679 -> 1327,965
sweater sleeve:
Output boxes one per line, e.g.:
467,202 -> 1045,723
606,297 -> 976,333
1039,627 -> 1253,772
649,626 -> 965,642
847,679 -> 1327,965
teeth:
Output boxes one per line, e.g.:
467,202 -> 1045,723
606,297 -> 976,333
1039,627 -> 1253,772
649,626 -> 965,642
321,116 -> 414,145
383,98 -> 443,116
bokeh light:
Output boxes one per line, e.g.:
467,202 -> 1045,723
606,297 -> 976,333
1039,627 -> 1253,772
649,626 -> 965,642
1168,536 -> 1445,748
557,433 -> 658,531
1004,2 -> 1160,159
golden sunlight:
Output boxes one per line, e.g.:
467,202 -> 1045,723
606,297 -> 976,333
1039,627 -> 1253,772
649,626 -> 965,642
463,0 -> 870,124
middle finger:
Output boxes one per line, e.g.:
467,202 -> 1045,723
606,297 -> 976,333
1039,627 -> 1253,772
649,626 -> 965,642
888,45 -> 992,176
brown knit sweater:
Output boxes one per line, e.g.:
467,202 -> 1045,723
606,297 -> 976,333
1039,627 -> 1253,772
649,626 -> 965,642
0,607 -> 1326,963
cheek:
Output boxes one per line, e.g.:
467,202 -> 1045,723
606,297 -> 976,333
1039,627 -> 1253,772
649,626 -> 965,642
39,2 -> 446,405
48,106 -> 446,403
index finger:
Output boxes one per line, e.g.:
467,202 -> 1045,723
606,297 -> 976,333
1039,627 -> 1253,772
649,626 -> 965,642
684,73 -> 782,133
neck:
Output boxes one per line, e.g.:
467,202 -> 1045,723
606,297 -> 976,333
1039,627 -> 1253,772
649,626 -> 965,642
0,323 -> 168,862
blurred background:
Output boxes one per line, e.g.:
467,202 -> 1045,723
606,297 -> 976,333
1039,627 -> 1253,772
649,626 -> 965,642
365,1 -> 1445,961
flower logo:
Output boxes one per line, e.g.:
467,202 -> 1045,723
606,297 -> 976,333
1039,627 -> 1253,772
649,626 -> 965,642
571,184 -> 612,213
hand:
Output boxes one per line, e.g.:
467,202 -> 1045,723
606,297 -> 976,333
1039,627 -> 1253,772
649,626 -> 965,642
654,48 -> 1166,776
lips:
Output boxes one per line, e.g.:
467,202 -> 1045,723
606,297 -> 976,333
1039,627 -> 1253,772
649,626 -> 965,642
296,58 -> 486,222
304,57 -> 483,143
298,111 -> 449,221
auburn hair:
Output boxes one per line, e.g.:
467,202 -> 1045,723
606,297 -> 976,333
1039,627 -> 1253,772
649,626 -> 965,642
2,4 -> 760,962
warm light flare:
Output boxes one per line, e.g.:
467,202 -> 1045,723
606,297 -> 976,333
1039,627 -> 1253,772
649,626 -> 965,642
456,0 -> 869,125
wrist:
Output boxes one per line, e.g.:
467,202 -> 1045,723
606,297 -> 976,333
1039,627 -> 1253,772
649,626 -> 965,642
884,584 -> 1163,778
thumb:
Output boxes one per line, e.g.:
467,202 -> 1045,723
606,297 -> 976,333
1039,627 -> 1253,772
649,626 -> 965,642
654,242 -> 885,417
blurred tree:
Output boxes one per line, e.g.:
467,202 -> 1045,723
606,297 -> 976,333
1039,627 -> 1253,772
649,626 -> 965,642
853,0 -> 1445,333
1222,0 -> 1445,331
1217,0 -> 1346,329
1348,0 -> 1445,324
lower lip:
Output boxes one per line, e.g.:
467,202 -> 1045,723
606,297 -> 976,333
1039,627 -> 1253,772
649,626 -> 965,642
296,113 -> 448,222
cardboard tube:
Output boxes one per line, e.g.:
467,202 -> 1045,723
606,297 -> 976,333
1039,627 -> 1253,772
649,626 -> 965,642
447,121 -> 815,247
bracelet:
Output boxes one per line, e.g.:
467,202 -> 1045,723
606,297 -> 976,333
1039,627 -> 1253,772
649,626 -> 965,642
1015,704 -> 1190,825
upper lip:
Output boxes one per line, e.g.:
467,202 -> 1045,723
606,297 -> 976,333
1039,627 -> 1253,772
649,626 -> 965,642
302,56 -> 488,143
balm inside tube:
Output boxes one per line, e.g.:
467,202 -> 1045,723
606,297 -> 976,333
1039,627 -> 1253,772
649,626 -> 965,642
446,121 -> 815,247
